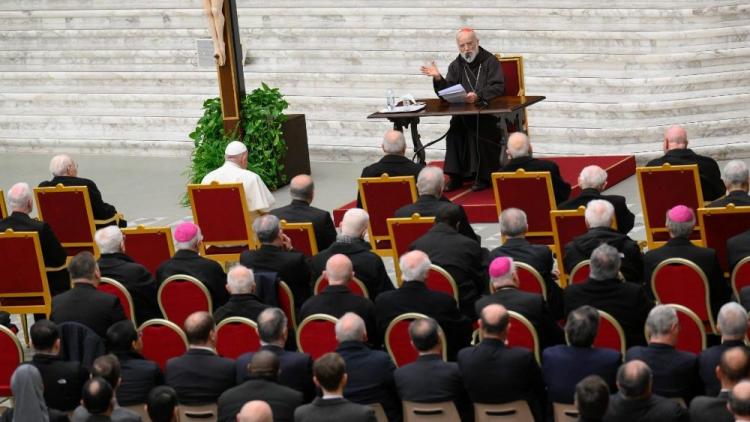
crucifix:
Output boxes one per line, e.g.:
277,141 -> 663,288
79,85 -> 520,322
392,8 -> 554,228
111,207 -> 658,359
202,0 -> 246,135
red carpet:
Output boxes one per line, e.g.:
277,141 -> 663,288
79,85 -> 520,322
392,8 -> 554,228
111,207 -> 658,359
334,155 -> 636,224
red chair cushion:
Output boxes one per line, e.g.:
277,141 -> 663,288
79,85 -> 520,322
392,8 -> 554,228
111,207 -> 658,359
391,221 -> 434,261
360,181 -> 415,240
283,228 -> 315,258
160,280 -> 211,328
36,190 -> 93,244
640,170 -> 701,231
500,60 -> 520,96
571,264 -> 591,285
674,312 -> 703,355
0,331 -> 20,396
387,319 -> 418,367
216,322 -> 261,359
506,318 -> 536,353
703,212 -> 750,274
593,318 -> 624,353
496,177 -> 553,232
735,261 -> 750,293
298,320 -> 338,360
516,267 -> 544,296
554,214 -> 587,263
653,264 -> 711,323
425,270 -> 456,299
191,186 -> 249,243
98,284 -> 132,321
140,324 -> 186,371
0,236 -> 46,297
124,232 -> 172,276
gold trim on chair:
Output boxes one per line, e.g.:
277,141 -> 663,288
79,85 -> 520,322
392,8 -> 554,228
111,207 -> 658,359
597,309 -> 627,356
279,220 -> 319,256
384,312 -> 448,366
295,313 -> 339,356
514,262 -> 547,300
494,54 -> 528,134
0,189 -> 6,219
121,224 -> 175,255
387,213 -> 435,285
159,274 -> 214,321
731,256 -> 750,299
33,184 -> 100,258
138,318 -> 189,347
491,170 -> 557,243
313,275 -> 370,299
698,204 -> 750,278
357,174 -> 418,255
0,324 -> 24,368
650,257 -> 716,334
100,277 -> 136,324
569,260 -> 590,285
508,310 -> 540,364
665,303 -> 707,352
428,264 -> 459,303
278,280 -> 297,331
215,316 -> 260,355
550,206 -> 587,287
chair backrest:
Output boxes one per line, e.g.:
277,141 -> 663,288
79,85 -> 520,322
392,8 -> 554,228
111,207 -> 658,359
121,225 -> 174,277
370,403 -> 389,422
732,256 -> 750,298
552,402 -> 579,422
158,275 -> 213,328
698,205 -> 750,276
492,170 -> 556,245
179,403 -> 218,422
507,311 -> 540,364
0,230 -> 52,317
569,260 -> 591,285
474,400 -> 534,422
187,182 -> 255,256
279,220 -> 318,257
385,312 -> 447,367
651,258 -> 716,333
425,264 -> 459,303
0,325 -> 23,396
593,310 -> 627,355
495,54 -> 528,133
637,164 -> 704,249
313,275 -> 370,299
277,280 -> 297,331
387,214 -> 435,284
358,175 -> 418,252
403,400 -> 461,422
658,304 -> 707,354
98,277 -> 136,324
551,207 -> 589,287
296,314 -> 339,360
139,319 -> 188,371
514,262 -> 547,299
215,317 -> 261,359
34,184 -> 98,257
0,190 -> 6,220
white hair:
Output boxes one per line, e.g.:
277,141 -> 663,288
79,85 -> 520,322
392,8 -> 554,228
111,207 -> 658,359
507,133 -> 530,158
585,199 -> 615,228
578,166 -> 608,190
400,251 -> 432,282
500,208 -> 527,237
341,208 -> 369,237
94,226 -> 123,255
174,226 -> 203,250
490,258 -> 516,288
724,160 -> 749,187
335,312 -> 366,342
718,302 -> 748,339
645,305 -> 678,337
49,154 -> 74,176
226,264 -> 255,294
416,166 -> 444,197
7,182 -> 33,211
382,130 -> 406,154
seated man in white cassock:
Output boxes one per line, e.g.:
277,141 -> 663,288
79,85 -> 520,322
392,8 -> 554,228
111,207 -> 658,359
202,141 -> 276,217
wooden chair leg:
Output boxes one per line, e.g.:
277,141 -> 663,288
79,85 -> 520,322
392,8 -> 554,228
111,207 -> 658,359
20,314 -> 29,346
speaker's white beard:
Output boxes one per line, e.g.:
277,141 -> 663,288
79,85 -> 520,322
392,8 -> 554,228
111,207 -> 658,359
464,51 -> 477,63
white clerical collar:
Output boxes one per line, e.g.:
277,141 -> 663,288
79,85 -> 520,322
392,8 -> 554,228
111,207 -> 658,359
322,393 -> 343,400
189,345 -> 216,354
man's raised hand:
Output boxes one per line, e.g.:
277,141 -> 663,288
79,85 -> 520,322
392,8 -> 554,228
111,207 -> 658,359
420,61 -> 442,80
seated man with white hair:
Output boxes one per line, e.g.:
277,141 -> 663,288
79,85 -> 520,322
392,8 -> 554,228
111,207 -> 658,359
558,165 -> 635,234
499,132 -> 571,205
0,182 -> 69,296
39,154 -> 126,228
563,199 -> 643,283
95,225 -> 161,324
212,264 -> 269,323
311,208 -> 393,299
201,140 -> 275,216
357,130 -> 424,207
709,160 -> 750,208
698,302 -> 750,396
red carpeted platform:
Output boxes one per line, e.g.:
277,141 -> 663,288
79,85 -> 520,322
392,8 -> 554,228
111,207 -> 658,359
333,155 -> 636,224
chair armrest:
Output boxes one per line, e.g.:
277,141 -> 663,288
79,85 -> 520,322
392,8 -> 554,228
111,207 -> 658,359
94,212 -> 124,226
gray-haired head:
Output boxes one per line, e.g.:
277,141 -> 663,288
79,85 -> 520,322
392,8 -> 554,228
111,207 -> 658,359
382,130 -> 407,155
94,226 -> 124,255
289,174 -> 314,203
7,182 -> 34,213
585,200 -> 615,229
49,154 -> 76,177
617,360 -> 653,399
724,160 -> 749,191
589,243 -> 621,280
507,132 -> 530,159
718,302 -> 748,340
579,166 -> 608,191
645,305 -> 678,338
416,166 -> 445,197
566,305 -> 600,347
257,308 -> 287,345
399,250 -> 431,282
500,208 -> 528,238
226,264 -> 255,294
253,214 -> 281,244
335,312 -> 366,343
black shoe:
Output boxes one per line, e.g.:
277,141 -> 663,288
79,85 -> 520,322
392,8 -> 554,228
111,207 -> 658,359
445,177 -> 463,192
471,180 -> 489,191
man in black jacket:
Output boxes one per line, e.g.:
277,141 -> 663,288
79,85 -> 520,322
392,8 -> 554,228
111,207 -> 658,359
646,125 -> 725,202
0,182 -> 69,296
95,225 -> 161,325
564,199 -> 643,284
212,264 -> 269,323
271,174 -> 337,251
499,132 -> 571,205
311,208 -> 393,299
106,320 -> 164,407
708,160 -> 750,208
240,214 -> 312,307
156,222 -> 229,308
698,303 -> 750,396
38,154 -> 126,227
357,130 -> 424,206
690,346 -> 749,422
558,165 -> 635,234
728,228 -> 750,272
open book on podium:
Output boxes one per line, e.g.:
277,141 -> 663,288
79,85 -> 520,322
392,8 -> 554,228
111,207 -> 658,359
438,84 -> 467,104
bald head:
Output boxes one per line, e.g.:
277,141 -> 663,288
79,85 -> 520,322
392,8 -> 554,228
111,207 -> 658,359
237,401 -> 273,422
382,130 -> 407,155
718,347 -> 750,388
249,350 -> 280,380
7,182 -> 33,213
507,132 -> 531,159
617,360 -> 652,399
335,312 -> 367,343
730,380 -> 750,417
340,208 -> 369,238
183,311 -> 214,346
399,250 -> 431,282
579,166 -> 608,191
289,174 -> 314,203
226,264 -> 255,294
480,304 -> 509,338
664,125 -> 688,151
325,254 -> 353,285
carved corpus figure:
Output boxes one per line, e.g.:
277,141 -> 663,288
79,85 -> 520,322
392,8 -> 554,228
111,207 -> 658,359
202,0 -> 226,66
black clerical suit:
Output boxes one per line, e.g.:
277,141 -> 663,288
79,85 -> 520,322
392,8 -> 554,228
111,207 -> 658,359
563,227 -> 643,284
311,238 -> 393,300
271,199 -> 337,251
358,154 -> 424,207
625,343 -> 700,402
500,156 -> 572,205
156,249 -> 229,308
50,283 -> 126,338
564,277 -> 654,347
643,236 -> 730,319
698,340 -> 748,396
604,393 -> 688,422
0,211 -> 69,296
646,148 -> 725,202
240,244 -> 312,307
217,377 -> 303,422
558,188 -> 635,234
98,252 -> 161,325
39,175 -> 126,227
394,195 -> 480,242
727,228 -> 750,271
165,348 -> 235,405
394,354 -> 471,421
31,353 -> 89,411
488,237 -> 564,320
298,284 -> 380,347
235,344 -> 315,402
212,293 -> 269,323
708,190 -> 750,208
295,397 -> 376,422
113,350 -> 164,406
433,47 -> 505,183
409,222 -> 486,317
689,390 -> 732,422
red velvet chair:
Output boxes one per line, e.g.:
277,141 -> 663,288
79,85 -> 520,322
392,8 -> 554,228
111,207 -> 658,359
296,314 -> 339,360
569,260 -> 591,285
358,175 -> 417,255
314,275 -> 369,299
158,274 -> 213,328
732,257 -> 750,298
698,205 -> 750,276
551,207 -> 588,287
139,319 -> 188,371
215,317 -> 261,359
34,185 -> 101,257
384,312 -> 447,368
387,214 -> 435,284
121,225 -> 174,277
593,310 -> 626,355
507,311 -> 540,364
494,54 -> 528,133
98,277 -> 136,324
425,264 -> 459,303
187,182 -> 255,267
0,190 -> 6,220
492,170 -> 556,246
514,262 -> 547,299
637,164 -> 704,249
279,220 -> 318,258
0,325 -> 23,396
650,258 -> 716,333
666,304 -> 706,354
277,280 -> 297,331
